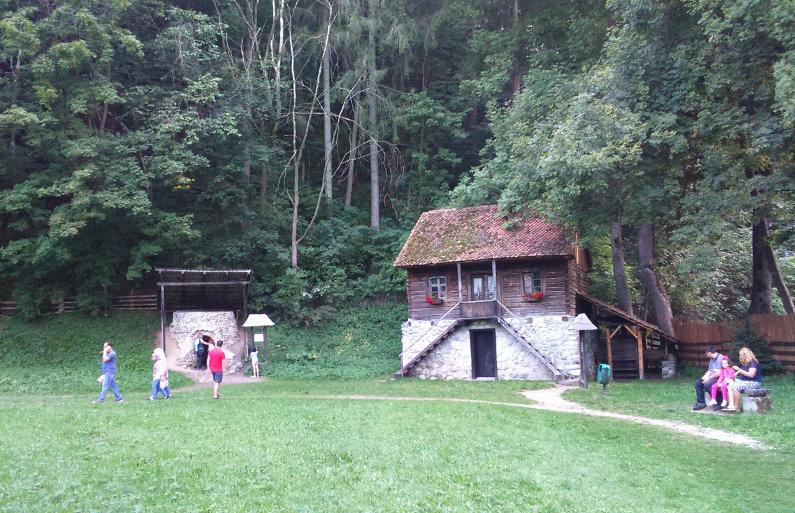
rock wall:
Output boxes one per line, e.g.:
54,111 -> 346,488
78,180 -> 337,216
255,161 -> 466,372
170,311 -> 244,373
401,315 -> 578,380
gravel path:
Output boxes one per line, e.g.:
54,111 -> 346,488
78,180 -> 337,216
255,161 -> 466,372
311,385 -> 769,450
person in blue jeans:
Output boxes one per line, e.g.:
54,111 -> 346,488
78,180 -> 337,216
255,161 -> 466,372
693,345 -> 723,410
94,341 -> 123,403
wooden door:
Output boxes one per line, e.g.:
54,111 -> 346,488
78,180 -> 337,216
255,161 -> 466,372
471,329 -> 497,378
471,274 -> 495,301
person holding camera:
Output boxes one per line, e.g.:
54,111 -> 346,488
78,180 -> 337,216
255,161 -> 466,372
93,341 -> 123,404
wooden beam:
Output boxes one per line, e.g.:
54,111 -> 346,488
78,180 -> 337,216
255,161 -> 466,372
156,281 -> 251,286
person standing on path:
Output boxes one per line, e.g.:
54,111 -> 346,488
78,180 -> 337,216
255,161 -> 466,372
207,340 -> 229,400
250,346 -> 259,378
149,348 -> 171,400
693,345 -> 723,410
94,342 -> 123,403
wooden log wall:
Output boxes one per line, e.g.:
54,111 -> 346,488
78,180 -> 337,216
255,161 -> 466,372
406,258 -> 576,321
673,315 -> 795,372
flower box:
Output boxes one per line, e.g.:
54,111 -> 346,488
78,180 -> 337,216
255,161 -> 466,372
426,295 -> 444,305
522,293 -> 543,303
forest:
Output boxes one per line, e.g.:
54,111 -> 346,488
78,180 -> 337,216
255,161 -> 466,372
1,0 -> 793,326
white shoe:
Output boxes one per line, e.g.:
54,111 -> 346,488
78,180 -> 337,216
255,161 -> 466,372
706,400 -> 716,406
721,400 -> 728,407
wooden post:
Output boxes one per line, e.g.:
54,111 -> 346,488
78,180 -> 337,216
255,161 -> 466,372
606,326 -> 615,371
243,283 -> 249,321
160,284 -> 166,354
491,259 -> 497,300
263,328 -> 269,364
457,262 -> 463,303
626,325 -> 644,380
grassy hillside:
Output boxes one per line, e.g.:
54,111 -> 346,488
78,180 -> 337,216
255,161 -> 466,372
0,311 -> 191,394
0,303 -> 406,393
265,303 -> 405,378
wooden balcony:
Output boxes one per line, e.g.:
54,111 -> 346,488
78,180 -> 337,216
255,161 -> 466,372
460,300 -> 499,319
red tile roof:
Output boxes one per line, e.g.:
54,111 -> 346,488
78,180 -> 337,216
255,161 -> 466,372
394,205 -> 573,268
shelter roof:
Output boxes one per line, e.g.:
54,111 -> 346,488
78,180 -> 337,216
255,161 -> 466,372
156,268 -> 251,312
577,293 -> 676,341
243,313 -> 275,327
393,205 -> 573,268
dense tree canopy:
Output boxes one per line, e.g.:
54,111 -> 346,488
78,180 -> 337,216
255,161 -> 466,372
1,0 -> 793,323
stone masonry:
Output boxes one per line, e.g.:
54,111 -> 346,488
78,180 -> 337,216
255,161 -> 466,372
401,315 -> 580,380
170,311 -> 244,373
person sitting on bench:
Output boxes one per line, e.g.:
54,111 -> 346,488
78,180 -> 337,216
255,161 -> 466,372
726,347 -> 762,412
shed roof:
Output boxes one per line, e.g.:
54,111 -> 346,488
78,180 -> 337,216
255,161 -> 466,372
393,205 -> 572,268
156,268 -> 251,312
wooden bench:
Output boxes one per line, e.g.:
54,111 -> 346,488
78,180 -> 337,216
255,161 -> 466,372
705,388 -> 772,413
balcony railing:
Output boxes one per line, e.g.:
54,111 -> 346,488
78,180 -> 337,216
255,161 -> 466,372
460,300 -> 499,318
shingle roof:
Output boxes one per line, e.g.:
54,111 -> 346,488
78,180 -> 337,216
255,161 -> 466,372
393,205 -> 573,268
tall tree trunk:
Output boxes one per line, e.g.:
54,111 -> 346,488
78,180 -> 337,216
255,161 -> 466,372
322,4 -> 333,202
638,222 -> 674,337
367,0 -> 380,229
345,97 -> 359,207
511,0 -> 521,96
260,159 -> 269,201
765,238 -> 795,314
610,221 -> 633,316
749,216 -> 774,314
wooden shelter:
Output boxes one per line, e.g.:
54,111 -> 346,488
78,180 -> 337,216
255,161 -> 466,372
155,268 -> 251,352
242,313 -> 275,365
576,294 -> 677,380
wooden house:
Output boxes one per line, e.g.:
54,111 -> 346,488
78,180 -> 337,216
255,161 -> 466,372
393,205 -> 591,380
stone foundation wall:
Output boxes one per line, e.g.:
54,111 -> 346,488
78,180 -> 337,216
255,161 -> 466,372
170,311 -> 244,373
401,315 -> 579,380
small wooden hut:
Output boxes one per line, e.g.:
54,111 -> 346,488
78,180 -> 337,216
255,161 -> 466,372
393,205 -> 591,380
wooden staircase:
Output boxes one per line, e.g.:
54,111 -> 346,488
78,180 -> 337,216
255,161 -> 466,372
496,317 -> 563,380
394,320 -> 462,378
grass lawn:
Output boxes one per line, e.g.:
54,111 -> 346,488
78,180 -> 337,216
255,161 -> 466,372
1,311 -> 793,512
566,376 -> 795,453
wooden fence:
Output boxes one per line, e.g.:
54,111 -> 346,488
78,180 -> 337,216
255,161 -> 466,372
0,294 -> 159,316
673,315 -> 795,372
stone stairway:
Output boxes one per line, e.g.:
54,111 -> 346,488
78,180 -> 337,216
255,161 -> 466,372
496,317 -> 563,380
394,320 -> 462,378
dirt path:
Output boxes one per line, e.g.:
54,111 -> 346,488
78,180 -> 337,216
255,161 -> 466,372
308,385 -> 768,450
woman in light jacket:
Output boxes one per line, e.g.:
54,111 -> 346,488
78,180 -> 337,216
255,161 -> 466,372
149,348 -> 171,400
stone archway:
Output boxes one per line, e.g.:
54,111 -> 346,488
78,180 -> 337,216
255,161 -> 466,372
169,311 -> 245,374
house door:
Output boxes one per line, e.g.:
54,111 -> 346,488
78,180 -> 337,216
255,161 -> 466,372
471,329 -> 497,378
471,274 -> 495,301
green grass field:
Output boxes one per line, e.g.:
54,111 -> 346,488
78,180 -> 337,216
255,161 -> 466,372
1,311 -> 793,512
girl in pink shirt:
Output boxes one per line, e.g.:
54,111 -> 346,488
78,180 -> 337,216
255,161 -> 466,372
708,356 -> 735,408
